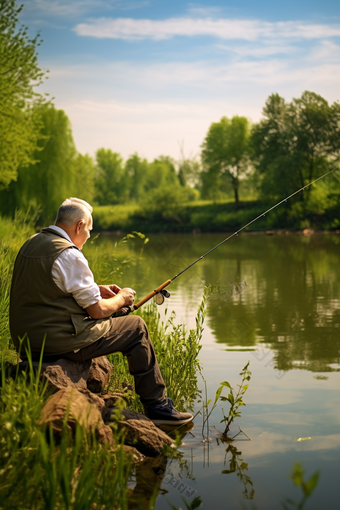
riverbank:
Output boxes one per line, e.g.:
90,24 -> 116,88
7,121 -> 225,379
0,214 -> 205,509
92,196 -> 340,233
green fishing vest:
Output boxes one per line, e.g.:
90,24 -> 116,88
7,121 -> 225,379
9,227 -> 111,356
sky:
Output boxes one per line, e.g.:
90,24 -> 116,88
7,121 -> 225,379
20,0 -> 340,162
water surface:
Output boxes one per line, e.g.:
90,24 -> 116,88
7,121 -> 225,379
86,232 -> 340,509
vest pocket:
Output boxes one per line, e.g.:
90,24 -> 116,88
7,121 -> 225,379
71,314 -> 93,336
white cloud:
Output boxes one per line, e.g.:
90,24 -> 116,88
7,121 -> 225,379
187,5 -> 223,17
216,43 -> 298,58
74,16 -> 340,41
23,0 -> 149,18
307,40 -> 340,62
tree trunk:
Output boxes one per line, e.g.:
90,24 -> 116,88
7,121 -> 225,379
233,185 -> 239,206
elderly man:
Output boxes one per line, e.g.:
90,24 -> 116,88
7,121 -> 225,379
10,197 -> 193,426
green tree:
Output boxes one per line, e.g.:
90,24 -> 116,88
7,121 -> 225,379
144,156 -> 179,193
71,153 -> 95,204
94,149 -> 130,205
201,116 -> 251,205
0,105 -> 78,221
251,91 -> 340,201
178,158 -> 201,189
125,153 -> 149,202
0,0 -> 47,189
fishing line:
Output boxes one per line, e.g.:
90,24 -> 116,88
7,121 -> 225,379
132,167 -> 338,311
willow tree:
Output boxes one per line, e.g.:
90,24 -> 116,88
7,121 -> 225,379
0,105 -> 78,221
201,116 -> 251,205
0,0 -> 47,189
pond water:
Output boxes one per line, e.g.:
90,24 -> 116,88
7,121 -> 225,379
87,232 -> 340,509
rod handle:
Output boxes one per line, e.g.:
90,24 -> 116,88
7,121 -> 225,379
133,279 -> 171,309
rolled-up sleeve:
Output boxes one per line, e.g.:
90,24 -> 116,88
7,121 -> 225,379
52,248 -> 102,309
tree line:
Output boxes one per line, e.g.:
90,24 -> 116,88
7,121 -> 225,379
1,1 -> 340,224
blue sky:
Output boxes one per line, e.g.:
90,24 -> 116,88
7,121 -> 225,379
21,0 -> 340,161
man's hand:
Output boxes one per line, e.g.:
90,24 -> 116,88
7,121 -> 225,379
86,286 -> 136,319
98,284 -> 121,299
117,287 -> 136,307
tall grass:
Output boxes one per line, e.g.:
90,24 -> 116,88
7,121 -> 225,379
107,289 -> 209,414
0,215 -> 206,509
0,212 -> 37,363
0,360 -> 134,510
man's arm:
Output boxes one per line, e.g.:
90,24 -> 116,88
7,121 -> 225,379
86,287 -> 136,319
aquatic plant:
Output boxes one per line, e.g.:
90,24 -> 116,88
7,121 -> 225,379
219,361 -> 252,434
282,462 -> 320,510
201,361 -> 252,439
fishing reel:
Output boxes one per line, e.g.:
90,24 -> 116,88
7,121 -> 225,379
154,288 -> 171,305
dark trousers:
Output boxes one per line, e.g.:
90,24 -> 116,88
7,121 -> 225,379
61,315 -> 166,406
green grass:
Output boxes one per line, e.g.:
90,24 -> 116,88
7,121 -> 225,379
0,215 -> 207,509
0,359 -> 134,510
92,203 -> 139,231
0,212 -> 37,364
92,191 -> 340,233
107,290 -> 209,414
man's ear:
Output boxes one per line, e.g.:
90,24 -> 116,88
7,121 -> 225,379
76,220 -> 83,234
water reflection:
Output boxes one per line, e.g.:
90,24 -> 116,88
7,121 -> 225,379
221,443 -> 254,500
84,232 -> 340,509
85,233 -> 340,374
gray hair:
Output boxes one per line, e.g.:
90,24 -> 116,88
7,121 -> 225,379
55,198 -> 93,226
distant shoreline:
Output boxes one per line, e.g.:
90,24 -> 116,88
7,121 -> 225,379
96,229 -> 340,236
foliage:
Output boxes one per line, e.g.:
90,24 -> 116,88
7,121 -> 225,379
201,116 -> 251,204
167,496 -> 203,510
0,104 -> 79,221
282,462 -> 320,510
95,148 -> 130,205
125,152 -> 149,201
0,0 -> 47,189
107,288 -> 209,413
202,361 -> 251,435
219,361 -> 251,433
0,211 -> 36,363
251,91 -> 340,201
178,157 -> 201,189
138,184 -> 199,225
70,152 -> 96,204
0,358 -> 134,510
144,156 -> 179,193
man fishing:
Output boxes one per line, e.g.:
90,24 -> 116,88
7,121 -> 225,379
9,197 -> 193,426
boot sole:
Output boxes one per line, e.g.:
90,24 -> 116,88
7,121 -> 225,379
149,416 -> 193,426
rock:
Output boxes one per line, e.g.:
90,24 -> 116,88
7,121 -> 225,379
39,387 -> 113,445
19,358 -> 91,392
121,445 -> 145,464
116,410 -> 174,457
44,359 -> 92,391
87,357 -> 114,393
18,356 -> 114,395
102,392 -> 126,407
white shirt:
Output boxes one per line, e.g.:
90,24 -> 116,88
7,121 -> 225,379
49,225 -> 102,309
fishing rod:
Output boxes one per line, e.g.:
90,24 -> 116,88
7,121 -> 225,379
128,167 -> 338,312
